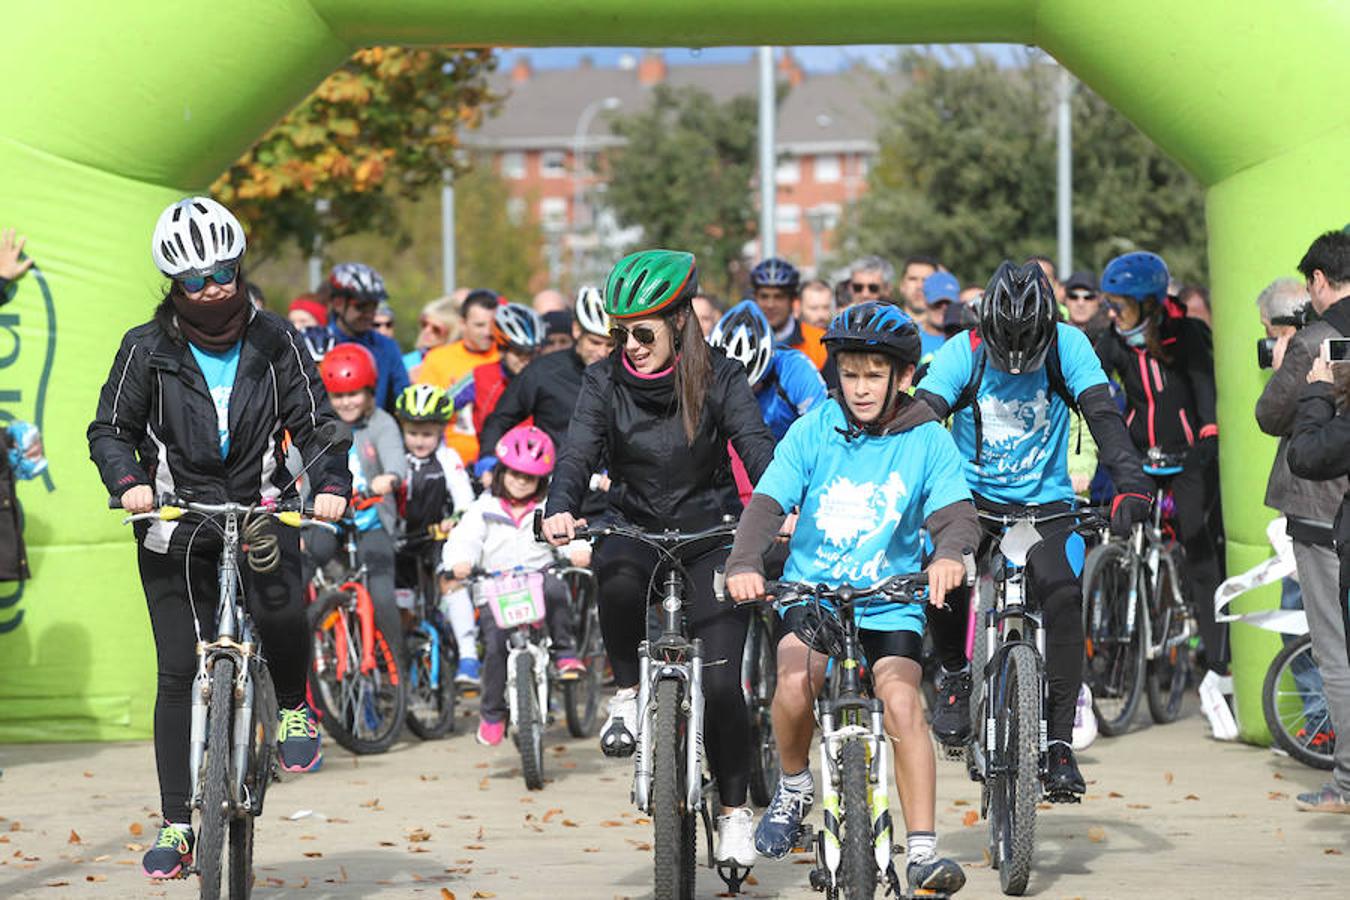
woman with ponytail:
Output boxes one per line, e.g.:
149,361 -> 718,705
541,249 -> 775,867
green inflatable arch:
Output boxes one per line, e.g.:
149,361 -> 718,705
2,1 -> 1347,742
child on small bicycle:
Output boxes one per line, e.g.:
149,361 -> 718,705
307,343 -> 408,660
724,302 -> 979,895
442,424 -> 590,746
393,384 -> 480,685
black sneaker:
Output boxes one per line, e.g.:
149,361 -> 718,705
142,823 -> 193,879
931,667 -> 972,746
1046,741 -> 1086,799
907,856 -> 966,895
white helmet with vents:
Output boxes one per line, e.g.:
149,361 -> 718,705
151,197 -> 246,277
710,299 -> 774,386
575,284 -> 610,336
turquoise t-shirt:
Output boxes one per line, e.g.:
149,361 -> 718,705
189,341 -> 242,459
917,323 -> 1107,506
755,399 -> 972,633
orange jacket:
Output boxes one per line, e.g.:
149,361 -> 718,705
417,339 -> 500,463
790,320 -> 828,370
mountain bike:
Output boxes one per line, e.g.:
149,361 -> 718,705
1081,449 -> 1194,734
465,560 -> 595,790
552,514 -> 746,899
399,527 -> 458,740
113,494 -> 330,900
561,562 -> 605,737
727,575 -> 934,900
305,512 -> 407,755
744,601 -> 779,807
966,507 -> 1103,896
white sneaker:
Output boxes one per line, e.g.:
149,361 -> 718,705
1072,683 -> 1098,751
1199,670 -> 1238,741
716,807 -> 757,867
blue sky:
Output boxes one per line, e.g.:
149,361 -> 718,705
498,44 -> 1032,73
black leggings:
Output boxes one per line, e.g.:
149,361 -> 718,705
594,534 -> 751,807
1169,453 -> 1228,671
927,512 -> 1086,744
138,527 -> 308,823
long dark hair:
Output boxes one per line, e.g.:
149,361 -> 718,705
152,264 -> 249,344
671,306 -> 712,444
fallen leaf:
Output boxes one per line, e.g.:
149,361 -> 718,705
634,817 -> 651,825
1164,772 -> 1174,785
379,841 -> 396,847
745,874 -> 759,885
1126,803 -> 1151,810
8,822 -> 20,832
1183,794 -> 1200,801
441,890 -> 457,900
1325,848 -> 1343,855
1087,826 -> 1106,843
67,830 -> 82,844
543,808 -> 563,823
83,771 -> 94,778
478,777 -> 490,790
473,893 -> 497,899
359,798 -> 381,809
125,843 -> 146,852
128,822 -> 144,837
961,810 -> 978,828
409,828 -> 432,843
952,799 -> 969,807
474,762 -> 490,769
303,851 -> 323,858
1272,771 -> 1286,780
1274,829 -> 1285,841
583,847 -> 600,853
476,825 -> 484,840
560,761 -> 578,769
600,820 -> 625,827
1036,802 -> 1053,810
339,865 -> 348,882
85,875 -> 107,882
465,844 -> 485,850
1107,791 -> 1124,799
1267,791 -> 1289,801
300,835 -> 317,841
45,881 -> 70,888
562,819 -> 579,828
410,846 -> 429,853
420,774 -> 440,782
93,855 -> 110,862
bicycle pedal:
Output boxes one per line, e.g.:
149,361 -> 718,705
808,867 -> 832,891
792,824 -> 815,851
940,743 -> 966,762
1045,789 -> 1083,805
715,862 -> 753,894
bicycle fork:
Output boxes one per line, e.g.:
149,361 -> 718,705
814,704 -> 894,889
505,635 -> 551,731
632,638 -> 705,813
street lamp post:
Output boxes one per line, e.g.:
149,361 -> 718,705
572,96 -> 622,284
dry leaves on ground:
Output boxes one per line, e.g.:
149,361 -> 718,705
961,811 -> 979,827
1087,826 -> 1107,843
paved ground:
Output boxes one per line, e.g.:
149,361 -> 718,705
0,700 -> 1345,899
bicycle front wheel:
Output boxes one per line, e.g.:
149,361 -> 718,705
839,740 -> 877,899
1081,543 -> 1145,736
992,645 -> 1039,896
515,652 -> 546,790
197,658 -> 235,900
652,677 -> 696,900
405,626 -> 457,740
309,590 -> 406,754
1263,634 -> 1335,770
1145,547 -> 1190,724
746,612 -> 779,808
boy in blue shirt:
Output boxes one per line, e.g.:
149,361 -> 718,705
915,260 -> 1151,798
724,302 -> 978,896
710,300 -> 827,440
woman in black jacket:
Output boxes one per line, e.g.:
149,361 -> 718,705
542,249 -> 775,867
87,198 -> 350,879
1094,251 -> 1227,672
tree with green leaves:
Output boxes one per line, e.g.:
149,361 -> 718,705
213,46 -> 498,263
835,51 -> 1207,287
605,85 -> 760,298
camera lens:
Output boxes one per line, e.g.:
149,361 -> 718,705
1257,337 -> 1276,369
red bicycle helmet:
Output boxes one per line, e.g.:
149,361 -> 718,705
495,424 -> 556,477
320,343 -> 378,393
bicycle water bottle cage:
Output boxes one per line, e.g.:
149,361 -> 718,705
999,519 -> 1041,568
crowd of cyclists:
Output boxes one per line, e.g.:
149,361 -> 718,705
85,195 -> 1349,895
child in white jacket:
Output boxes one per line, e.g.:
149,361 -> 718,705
441,425 -> 590,746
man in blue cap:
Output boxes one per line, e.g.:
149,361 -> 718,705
920,270 -> 961,365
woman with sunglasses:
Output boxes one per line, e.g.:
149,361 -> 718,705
88,197 -> 351,879
541,249 -> 776,867
403,296 -> 460,378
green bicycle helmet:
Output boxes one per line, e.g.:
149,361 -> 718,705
394,383 -> 455,423
603,249 -> 699,319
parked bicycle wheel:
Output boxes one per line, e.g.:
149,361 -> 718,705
1081,543 -> 1145,736
652,677 -> 696,900
564,579 -> 604,738
1263,634 -> 1335,770
839,740 -> 877,899
198,658 -> 235,900
309,589 -> 406,754
992,645 -> 1039,896
1145,547 -> 1190,724
746,611 -> 779,807
515,652 -> 546,790
405,623 -> 458,739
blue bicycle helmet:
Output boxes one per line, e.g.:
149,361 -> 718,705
710,299 -> 774,386
749,257 -> 801,293
822,301 -> 922,367
1100,251 -> 1170,301
299,325 -> 336,362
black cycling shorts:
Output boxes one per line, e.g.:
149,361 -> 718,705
777,604 -> 923,664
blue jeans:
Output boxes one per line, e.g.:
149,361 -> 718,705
1280,576 -> 1328,724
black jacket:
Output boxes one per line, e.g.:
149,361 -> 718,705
0,432 -> 26,581
1286,297 -> 1350,546
1094,318 -> 1217,454
88,307 -> 351,552
479,347 -> 588,458
546,351 -> 776,531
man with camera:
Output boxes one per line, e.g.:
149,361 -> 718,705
1255,230 -> 1350,813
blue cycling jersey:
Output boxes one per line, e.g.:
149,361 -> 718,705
756,347 -> 827,440
918,323 -> 1107,506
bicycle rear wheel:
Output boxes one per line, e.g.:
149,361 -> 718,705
1081,543 -> 1144,736
197,658 -> 235,900
992,645 -> 1039,896
564,601 -> 603,738
515,652 -> 546,790
839,739 -> 876,899
1145,548 -> 1190,724
652,677 -> 696,900
405,624 -> 457,739
309,590 -> 407,754
1263,634 -> 1335,770
746,612 -> 779,807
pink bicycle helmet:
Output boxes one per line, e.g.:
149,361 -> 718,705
495,424 -> 556,477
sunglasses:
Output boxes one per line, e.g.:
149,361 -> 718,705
1067,290 -> 1097,301
373,319 -> 395,329
177,263 -> 238,294
419,318 -> 449,334
851,282 -> 883,294
609,324 -> 660,346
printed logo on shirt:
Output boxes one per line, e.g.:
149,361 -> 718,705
811,472 -> 910,582
977,389 -> 1051,476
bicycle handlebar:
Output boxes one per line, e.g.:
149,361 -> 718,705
976,505 -> 1108,530
532,508 -> 737,548
714,570 -> 929,606
110,493 -> 338,532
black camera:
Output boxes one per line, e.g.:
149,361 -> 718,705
1258,305 -> 1317,368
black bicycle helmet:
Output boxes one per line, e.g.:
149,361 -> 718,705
978,261 -> 1058,374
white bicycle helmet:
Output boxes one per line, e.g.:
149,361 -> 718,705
328,262 -> 388,302
710,299 -> 774,386
152,197 -> 246,277
493,302 -> 544,351
575,284 -> 610,336
299,326 -> 337,362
